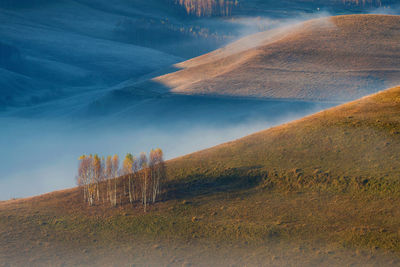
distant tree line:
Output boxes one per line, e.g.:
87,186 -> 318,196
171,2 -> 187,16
76,149 -> 165,212
339,0 -> 383,7
170,0 -> 239,17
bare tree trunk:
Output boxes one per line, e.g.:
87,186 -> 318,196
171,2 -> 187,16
123,180 -> 126,199
88,185 -> 94,206
96,183 -> 100,202
152,176 -> 157,203
135,173 -> 140,201
128,175 -> 133,203
143,172 -> 147,212
83,186 -> 87,203
119,179 -> 122,205
108,181 -> 111,206
113,179 -> 117,206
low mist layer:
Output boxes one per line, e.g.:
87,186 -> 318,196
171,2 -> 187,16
0,97 -> 334,200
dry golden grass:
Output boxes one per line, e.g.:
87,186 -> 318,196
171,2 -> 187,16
153,15 -> 400,101
2,189 -> 400,266
1,86 -> 400,266
168,86 -> 400,187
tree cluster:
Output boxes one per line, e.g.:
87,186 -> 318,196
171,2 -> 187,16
172,0 -> 238,17
340,0 -> 383,7
76,149 -> 166,211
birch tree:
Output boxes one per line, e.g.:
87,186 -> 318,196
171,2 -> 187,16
139,152 -> 149,212
149,148 -> 166,203
105,155 -> 113,203
123,153 -> 136,204
92,154 -> 102,203
77,155 -> 89,203
110,154 -> 119,206
77,149 -> 165,209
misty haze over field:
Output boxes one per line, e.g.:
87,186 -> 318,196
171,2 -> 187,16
0,97 -> 335,200
1,0 -> 399,200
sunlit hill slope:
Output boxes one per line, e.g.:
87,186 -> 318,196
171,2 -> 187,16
168,86 -> 400,190
1,86 -> 400,266
149,15 -> 400,101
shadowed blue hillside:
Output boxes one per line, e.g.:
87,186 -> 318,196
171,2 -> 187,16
2,0 -> 394,109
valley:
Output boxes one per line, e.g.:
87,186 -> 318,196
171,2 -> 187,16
1,1 -> 400,265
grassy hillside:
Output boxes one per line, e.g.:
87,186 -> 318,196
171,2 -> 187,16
150,15 -> 400,101
168,86 -> 400,193
1,86 -> 400,266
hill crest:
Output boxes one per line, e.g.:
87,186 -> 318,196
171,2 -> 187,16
149,15 -> 400,101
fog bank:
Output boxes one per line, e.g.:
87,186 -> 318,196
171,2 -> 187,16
0,98 -> 335,200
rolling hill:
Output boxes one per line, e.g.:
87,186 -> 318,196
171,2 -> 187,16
1,86 -> 399,266
2,3 -> 399,111
167,85 -> 400,189
3,0 -> 369,112
0,0 -> 184,108
142,15 -> 400,101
